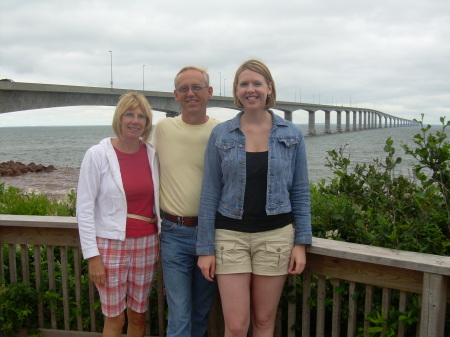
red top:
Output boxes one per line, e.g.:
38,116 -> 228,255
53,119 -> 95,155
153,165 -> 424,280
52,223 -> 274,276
114,144 -> 157,237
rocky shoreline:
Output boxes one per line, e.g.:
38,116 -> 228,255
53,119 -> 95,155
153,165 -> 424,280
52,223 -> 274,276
0,161 -> 56,177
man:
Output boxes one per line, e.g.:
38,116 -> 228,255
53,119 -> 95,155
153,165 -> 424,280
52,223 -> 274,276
152,66 -> 220,337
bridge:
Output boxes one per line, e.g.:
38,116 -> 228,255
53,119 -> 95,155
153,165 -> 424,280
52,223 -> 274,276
0,81 -> 417,135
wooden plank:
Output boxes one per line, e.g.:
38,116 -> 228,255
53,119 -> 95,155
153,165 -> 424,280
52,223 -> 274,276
88,279 -> 96,332
275,305 -> 282,337
73,247 -> 83,331
0,242 -> 4,282
14,328 -> 159,337
419,273 -> 447,337
309,238 -> 450,276
398,291 -> 407,337
316,275 -> 326,337
306,254 -> 424,294
157,261 -> 165,337
0,225 -> 80,246
34,245 -> 45,328
8,244 -> 17,283
363,285 -> 373,337
381,288 -> 391,333
347,281 -> 357,337
302,270 -> 311,337
331,279 -> 341,337
0,214 -> 77,228
47,246 -> 57,329
61,246 -> 70,330
287,274 -> 296,337
207,288 -> 224,337
20,244 -> 29,284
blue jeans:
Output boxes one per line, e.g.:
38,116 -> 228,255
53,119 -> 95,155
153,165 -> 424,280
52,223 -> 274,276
160,219 -> 217,337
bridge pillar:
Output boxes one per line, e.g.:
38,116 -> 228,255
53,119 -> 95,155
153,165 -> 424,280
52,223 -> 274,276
345,111 -> 351,132
165,111 -> 180,118
284,110 -> 293,122
336,110 -> 343,132
307,110 -> 316,136
358,111 -> 362,130
324,110 -> 332,134
352,111 -> 357,131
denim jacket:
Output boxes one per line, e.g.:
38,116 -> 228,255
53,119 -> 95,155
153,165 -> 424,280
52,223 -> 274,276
196,111 -> 312,255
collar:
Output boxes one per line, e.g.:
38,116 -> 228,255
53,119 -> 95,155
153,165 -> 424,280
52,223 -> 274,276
227,109 -> 288,132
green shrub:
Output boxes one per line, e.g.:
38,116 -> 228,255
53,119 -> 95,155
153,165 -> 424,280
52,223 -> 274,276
0,282 -> 41,336
0,184 -> 76,216
311,123 -> 449,256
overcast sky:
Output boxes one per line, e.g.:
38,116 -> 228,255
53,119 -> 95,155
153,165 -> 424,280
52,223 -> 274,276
1,0 -> 449,127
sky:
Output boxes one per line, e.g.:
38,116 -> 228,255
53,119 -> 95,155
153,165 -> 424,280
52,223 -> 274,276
0,0 -> 449,127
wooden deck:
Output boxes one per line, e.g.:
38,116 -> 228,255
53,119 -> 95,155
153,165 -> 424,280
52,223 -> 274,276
1,214 -> 449,337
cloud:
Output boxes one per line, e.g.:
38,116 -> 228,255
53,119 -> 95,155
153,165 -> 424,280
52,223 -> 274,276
1,0 -> 449,126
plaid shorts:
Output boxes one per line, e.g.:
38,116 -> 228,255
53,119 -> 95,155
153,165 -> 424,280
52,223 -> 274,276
95,235 -> 159,317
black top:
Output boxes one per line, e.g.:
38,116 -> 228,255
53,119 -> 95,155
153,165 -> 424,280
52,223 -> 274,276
216,151 -> 293,232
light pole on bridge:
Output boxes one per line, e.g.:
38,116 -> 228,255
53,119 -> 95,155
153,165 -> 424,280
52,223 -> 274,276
143,65 -> 145,91
224,79 -> 226,96
219,72 -> 222,96
109,51 -> 113,89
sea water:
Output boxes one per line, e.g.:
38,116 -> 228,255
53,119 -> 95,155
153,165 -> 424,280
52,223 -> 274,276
0,124 -> 424,198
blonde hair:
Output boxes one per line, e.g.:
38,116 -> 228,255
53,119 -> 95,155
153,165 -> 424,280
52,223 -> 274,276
233,59 -> 276,109
112,92 -> 153,142
174,66 -> 210,88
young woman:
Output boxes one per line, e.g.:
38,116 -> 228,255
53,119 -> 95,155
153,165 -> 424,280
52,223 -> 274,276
77,92 -> 160,337
197,59 -> 312,337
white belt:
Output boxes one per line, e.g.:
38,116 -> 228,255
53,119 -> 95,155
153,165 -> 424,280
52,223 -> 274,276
127,213 -> 156,223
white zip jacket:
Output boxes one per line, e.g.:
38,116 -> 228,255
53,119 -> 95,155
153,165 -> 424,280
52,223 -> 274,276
76,138 -> 161,259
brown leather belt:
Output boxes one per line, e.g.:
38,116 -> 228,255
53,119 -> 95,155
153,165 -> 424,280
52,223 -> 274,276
161,211 -> 198,227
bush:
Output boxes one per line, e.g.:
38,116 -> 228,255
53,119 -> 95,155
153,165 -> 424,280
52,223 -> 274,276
0,183 -> 76,216
0,282 -> 41,337
310,117 -> 449,256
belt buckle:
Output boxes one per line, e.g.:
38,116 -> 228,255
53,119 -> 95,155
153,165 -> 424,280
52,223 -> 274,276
180,216 -> 188,226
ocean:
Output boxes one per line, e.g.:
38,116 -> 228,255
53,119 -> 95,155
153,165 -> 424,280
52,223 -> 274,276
0,124 -> 424,199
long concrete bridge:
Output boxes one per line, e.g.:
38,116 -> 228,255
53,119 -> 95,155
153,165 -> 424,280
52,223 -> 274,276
0,81 -> 417,135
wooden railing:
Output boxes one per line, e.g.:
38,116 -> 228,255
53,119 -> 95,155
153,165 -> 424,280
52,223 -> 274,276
1,214 -> 449,337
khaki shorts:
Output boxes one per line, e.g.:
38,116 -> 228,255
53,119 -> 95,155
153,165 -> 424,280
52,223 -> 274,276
214,224 -> 294,276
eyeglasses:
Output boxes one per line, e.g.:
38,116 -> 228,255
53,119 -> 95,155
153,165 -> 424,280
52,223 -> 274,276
122,112 -> 148,120
176,85 -> 208,94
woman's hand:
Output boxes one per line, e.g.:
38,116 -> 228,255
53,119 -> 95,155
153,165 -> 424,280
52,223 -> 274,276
88,255 -> 106,287
288,244 -> 307,275
197,255 -> 216,282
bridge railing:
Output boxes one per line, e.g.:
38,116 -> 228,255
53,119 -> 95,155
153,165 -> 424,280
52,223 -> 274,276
1,214 -> 448,337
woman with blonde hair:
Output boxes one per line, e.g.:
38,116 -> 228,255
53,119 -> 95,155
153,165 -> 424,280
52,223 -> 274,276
77,92 -> 160,337
197,59 -> 312,337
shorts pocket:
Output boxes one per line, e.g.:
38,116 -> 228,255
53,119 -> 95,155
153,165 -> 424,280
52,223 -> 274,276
265,242 -> 292,267
214,242 -> 236,266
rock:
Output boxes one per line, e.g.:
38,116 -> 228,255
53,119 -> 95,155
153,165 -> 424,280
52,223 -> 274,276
0,161 -> 56,177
